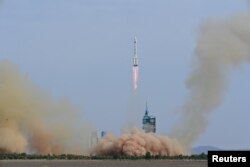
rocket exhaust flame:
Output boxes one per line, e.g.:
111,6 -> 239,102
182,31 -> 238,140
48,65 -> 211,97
133,66 -> 138,91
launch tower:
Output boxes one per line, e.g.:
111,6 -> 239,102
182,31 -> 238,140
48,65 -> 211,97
142,102 -> 156,133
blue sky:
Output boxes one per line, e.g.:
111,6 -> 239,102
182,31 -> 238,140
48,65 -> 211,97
0,0 -> 249,149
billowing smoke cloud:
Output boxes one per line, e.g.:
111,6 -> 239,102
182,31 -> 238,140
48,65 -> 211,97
0,60 -> 94,154
94,128 -> 184,156
95,13 -> 250,156
170,14 -> 250,149
2,13 -> 250,156
0,60 -> 184,156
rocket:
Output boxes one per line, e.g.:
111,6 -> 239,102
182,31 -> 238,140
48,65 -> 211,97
133,37 -> 138,67
132,37 -> 139,91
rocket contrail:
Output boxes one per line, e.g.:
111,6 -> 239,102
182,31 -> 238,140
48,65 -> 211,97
125,37 -> 141,129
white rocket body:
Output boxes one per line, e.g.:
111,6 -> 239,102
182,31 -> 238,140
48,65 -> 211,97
133,37 -> 138,67
133,37 -> 139,91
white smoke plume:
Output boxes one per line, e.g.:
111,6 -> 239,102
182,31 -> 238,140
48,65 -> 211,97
170,14 -> 250,149
0,60 -> 94,154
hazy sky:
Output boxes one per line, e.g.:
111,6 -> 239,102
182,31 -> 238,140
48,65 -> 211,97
0,0 -> 250,149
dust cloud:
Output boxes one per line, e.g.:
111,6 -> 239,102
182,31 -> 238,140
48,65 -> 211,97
94,128 -> 184,156
170,14 -> 250,150
1,13 -> 250,156
0,60 -> 94,154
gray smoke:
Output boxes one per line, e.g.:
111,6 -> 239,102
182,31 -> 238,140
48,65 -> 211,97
170,14 -> 250,150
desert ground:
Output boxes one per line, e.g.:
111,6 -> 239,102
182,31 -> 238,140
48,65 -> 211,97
0,160 -> 207,167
